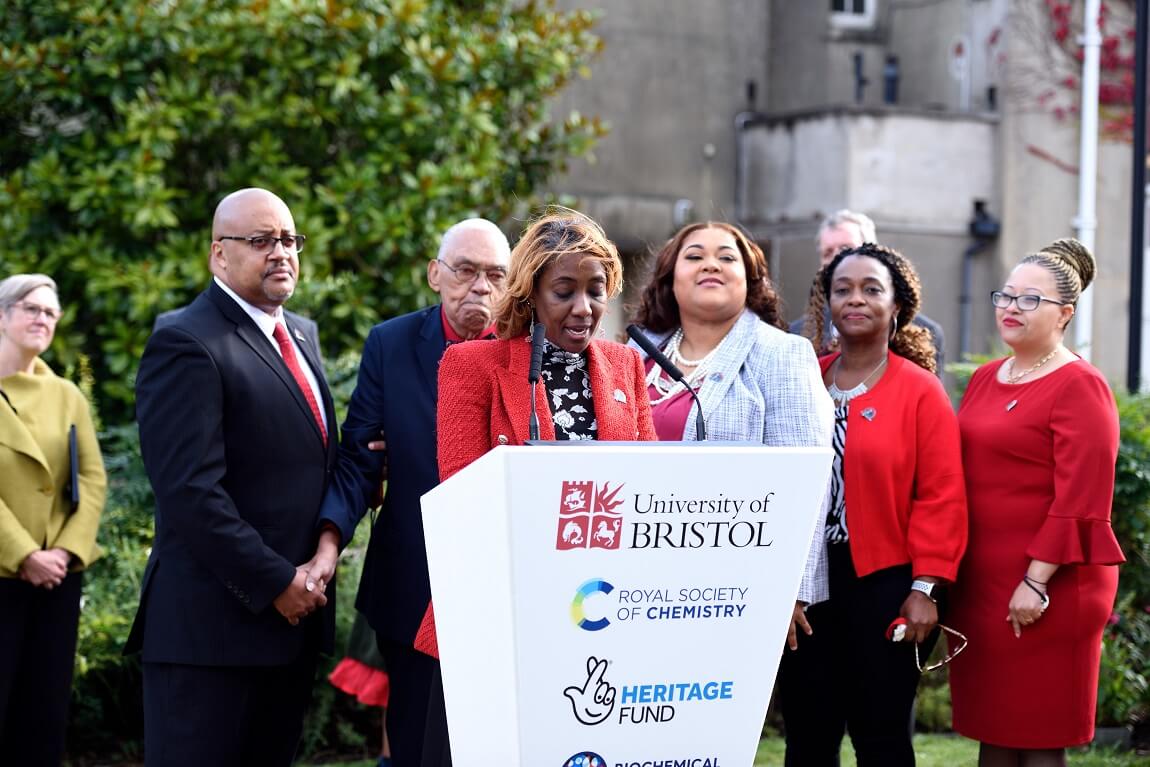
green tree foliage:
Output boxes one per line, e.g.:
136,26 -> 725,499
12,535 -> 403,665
0,0 -> 604,417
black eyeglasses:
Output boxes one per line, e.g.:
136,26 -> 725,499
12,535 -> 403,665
436,259 -> 507,287
991,290 -> 1066,311
218,234 -> 306,254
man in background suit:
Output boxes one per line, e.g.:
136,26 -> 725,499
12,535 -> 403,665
789,209 -> 946,372
321,218 -> 511,766
128,188 -> 340,766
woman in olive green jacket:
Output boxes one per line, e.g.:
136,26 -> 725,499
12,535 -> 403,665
0,273 -> 105,765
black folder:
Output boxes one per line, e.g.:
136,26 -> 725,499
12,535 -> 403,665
67,424 -> 79,511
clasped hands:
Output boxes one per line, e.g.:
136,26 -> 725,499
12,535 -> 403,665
19,547 -> 71,589
273,528 -> 340,626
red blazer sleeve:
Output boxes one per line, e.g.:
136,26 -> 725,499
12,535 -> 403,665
437,343 -> 496,482
1027,368 -> 1125,565
906,376 -> 968,581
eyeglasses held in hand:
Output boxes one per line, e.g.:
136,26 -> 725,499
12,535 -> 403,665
437,259 -> 507,287
218,234 -> 307,254
13,301 -> 62,323
887,619 -> 969,673
991,290 -> 1067,312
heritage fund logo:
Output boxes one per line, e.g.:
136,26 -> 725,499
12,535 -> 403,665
564,656 -> 616,725
564,656 -> 734,726
557,481 -> 625,550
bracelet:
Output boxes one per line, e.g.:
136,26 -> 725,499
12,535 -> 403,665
1021,576 -> 1050,609
1023,574 -> 1048,586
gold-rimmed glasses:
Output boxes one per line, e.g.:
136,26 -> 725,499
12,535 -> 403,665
436,259 -> 507,287
916,624 -> 968,673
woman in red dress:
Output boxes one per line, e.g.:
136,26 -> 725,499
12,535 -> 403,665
950,238 -> 1125,766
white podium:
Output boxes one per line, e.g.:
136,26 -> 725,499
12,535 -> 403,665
421,444 -> 832,767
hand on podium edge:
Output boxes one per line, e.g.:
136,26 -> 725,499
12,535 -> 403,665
787,601 -> 812,651
274,567 -> 328,626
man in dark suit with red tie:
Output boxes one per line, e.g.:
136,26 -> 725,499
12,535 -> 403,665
128,188 -> 341,766
320,218 -> 511,766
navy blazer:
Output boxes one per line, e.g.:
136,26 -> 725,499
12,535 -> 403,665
126,282 -> 338,665
320,304 -> 447,647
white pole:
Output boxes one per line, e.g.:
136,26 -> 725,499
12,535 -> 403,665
1074,0 -> 1102,360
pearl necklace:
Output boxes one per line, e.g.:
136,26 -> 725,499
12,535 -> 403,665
827,355 -> 887,407
1005,347 -> 1059,384
646,328 -> 723,406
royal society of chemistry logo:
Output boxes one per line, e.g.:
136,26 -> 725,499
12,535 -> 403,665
571,579 -> 614,631
557,481 -> 625,550
571,579 -> 749,632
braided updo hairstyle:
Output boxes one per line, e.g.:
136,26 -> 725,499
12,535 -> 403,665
1018,238 -> 1096,317
803,242 -> 937,374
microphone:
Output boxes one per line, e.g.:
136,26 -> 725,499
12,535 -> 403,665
528,322 -> 546,441
626,324 -> 707,441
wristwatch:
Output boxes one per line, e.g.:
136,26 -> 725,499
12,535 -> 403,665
910,579 -> 942,603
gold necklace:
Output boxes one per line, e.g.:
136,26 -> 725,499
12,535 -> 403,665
1005,347 -> 1059,384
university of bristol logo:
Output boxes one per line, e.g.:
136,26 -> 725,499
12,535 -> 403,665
555,481 -> 624,550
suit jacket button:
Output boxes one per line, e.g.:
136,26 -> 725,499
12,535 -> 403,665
497,434 -> 509,445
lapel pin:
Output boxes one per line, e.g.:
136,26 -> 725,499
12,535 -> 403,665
1006,399 -> 1018,412
293,328 -> 305,342
613,389 -> 627,403
861,407 -> 876,421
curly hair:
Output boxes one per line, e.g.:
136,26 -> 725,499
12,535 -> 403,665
804,242 -> 936,374
1019,237 -> 1096,306
632,221 -> 785,333
495,207 -> 623,339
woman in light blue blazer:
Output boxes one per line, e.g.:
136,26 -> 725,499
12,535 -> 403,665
630,221 -> 834,640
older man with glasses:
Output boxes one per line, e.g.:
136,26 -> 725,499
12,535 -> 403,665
320,218 -> 511,767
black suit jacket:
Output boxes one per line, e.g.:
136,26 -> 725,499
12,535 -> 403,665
321,305 -> 446,647
126,282 -> 337,665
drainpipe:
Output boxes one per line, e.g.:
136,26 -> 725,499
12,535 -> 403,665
1128,0 -> 1147,393
1073,0 -> 1101,361
961,201 -> 1001,359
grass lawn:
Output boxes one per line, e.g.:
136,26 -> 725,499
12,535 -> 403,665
312,735 -> 1146,766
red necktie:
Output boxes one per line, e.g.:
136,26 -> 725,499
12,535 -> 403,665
272,323 -> 328,445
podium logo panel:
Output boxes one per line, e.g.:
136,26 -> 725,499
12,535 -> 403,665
556,481 -> 625,550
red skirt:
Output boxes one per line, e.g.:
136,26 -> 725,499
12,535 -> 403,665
328,658 -> 390,707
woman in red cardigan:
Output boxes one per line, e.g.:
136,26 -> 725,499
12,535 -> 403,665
779,243 -> 968,767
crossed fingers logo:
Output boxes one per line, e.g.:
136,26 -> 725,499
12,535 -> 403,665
564,656 -> 616,725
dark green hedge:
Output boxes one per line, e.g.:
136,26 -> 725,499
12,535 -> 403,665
0,0 -> 605,419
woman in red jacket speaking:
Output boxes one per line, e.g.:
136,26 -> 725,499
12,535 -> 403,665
778,243 -> 968,767
436,208 -> 658,481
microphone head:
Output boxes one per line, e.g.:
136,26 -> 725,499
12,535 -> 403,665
528,322 -> 547,383
626,324 -> 686,383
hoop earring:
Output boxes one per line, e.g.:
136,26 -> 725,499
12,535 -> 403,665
889,315 -> 899,342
